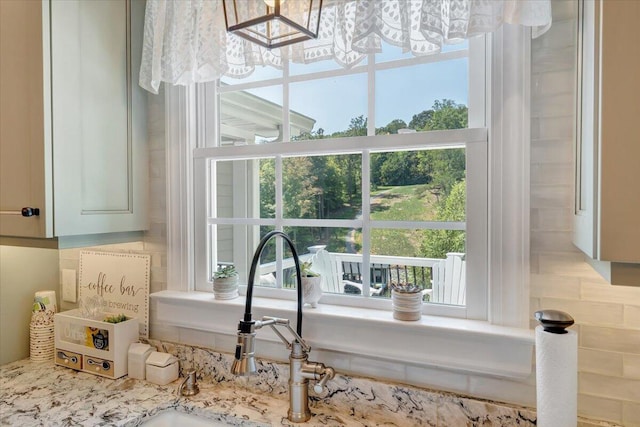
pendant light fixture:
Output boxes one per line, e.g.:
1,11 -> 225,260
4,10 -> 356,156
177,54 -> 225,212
223,0 -> 323,49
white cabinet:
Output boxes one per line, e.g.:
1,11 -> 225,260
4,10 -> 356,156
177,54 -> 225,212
0,0 -> 147,240
574,0 -> 640,285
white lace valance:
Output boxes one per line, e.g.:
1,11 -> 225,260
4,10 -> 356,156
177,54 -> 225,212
139,0 -> 552,94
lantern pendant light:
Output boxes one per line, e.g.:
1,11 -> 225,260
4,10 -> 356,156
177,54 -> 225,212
223,0 -> 323,49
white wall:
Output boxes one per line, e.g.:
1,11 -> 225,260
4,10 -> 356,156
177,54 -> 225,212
0,245 -> 58,364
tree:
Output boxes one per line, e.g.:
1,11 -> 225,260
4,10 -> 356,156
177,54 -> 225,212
409,109 -> 433,130
376,119 -> 407,135
421,99 -> 467,131
420,180 -> 466,259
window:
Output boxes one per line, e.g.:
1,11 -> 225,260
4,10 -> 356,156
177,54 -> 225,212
159,24 -> 532,377
193,38 -> 488,318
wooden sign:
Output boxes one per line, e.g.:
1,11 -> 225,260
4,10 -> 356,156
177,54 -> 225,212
79,251 -> 150,338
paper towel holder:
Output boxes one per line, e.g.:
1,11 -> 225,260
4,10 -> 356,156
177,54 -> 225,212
534,310 -> 574,334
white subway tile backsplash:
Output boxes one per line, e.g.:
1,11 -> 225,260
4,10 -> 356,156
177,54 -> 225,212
539,298 -> 624,327
625,306 -> 640,330
531,135 -> 573,159
580,372 -> 640,402
581,279 -> 640,306
178,328 -> 216,349
532,208 -> 573,232
149,322 -> 180,342
536,116 -> 574,140
349,356 -> 406,382
531,69 -> 576,97
531,274 -> 581,299
578,394 -> 623,424
534,15 -> 577,48
531,231 -> 580,253
538,253 -> 603,278
530,164 -> 574,185
311,349 -> 351,372
532,46 -> 576,74
581,326 -> 640,354
468,374 -> 537,407
530,185 -> 574,209
623,401 -> 640,427
624,354 -> 640,380
579,348 -> 623,377
405,364 -> 469,395
550,1 -> 577,21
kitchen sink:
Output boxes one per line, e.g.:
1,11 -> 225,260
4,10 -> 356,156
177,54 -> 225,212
140,409 -> 230,426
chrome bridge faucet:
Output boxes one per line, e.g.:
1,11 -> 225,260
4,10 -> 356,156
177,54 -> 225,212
231,231 -> 335,423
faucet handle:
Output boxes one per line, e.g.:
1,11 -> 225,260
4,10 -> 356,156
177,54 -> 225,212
313,366 -> 335,393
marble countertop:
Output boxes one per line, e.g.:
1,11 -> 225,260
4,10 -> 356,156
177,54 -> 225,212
1,356 -> 619,427
0,359 -> 398,427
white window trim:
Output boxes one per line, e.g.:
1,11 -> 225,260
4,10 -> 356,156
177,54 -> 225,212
155,24 -> 533,379
194,129 -> 488,320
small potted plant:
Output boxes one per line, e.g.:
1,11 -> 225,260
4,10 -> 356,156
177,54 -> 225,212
213,265 -> 239,300
299,261 -> 322,308
391,282 -> 423,321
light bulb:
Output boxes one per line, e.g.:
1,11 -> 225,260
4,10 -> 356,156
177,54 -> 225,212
264,0 -> 285,8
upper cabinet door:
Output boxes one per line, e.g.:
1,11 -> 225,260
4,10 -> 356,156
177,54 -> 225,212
0,0 -> 53,238
51,0 -> 148,236
574,0 -> 640,264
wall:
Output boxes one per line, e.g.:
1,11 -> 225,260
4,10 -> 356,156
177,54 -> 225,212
0,246 -> 58,364
530,1 -> 640,425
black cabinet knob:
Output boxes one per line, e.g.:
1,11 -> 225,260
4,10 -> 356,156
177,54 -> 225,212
21,207 -> 40,217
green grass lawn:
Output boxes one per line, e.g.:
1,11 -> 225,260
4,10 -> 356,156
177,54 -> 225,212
370,184 -> 438,221
364,184 -> 439,257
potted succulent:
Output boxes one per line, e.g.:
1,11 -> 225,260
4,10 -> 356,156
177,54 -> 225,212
299,261 -> 322,308
213,265 -> 239,300
390,283 -> 423,321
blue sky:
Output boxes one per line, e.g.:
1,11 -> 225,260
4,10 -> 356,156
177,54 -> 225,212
224,42 -> 469,134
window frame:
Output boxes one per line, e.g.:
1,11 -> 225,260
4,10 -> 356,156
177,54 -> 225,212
195,131 -> 487,319
156,24 -> 533,380
194,37 -> 488,319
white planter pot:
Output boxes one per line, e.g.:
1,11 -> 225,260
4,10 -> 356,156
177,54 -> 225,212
391,290 -> 422,321
301,276 -> 322,308
213,275 -> 239,300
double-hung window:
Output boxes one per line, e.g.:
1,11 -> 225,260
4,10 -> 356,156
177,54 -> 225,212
159,21 -> 534,378
193,37 -> 488,320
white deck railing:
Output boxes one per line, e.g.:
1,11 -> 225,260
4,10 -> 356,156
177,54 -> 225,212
258,251 -> 444,291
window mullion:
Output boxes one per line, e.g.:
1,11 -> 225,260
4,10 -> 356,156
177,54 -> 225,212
275,155 -> 284,289
282,57 -> 290,143
361,150 -> 371,296
367,52 -> 375,137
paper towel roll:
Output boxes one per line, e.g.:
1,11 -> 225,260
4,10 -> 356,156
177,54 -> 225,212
535,325 -> 577,427
33,290 -> 57,313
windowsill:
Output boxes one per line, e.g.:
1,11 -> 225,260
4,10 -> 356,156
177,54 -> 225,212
151,290 -> 534,379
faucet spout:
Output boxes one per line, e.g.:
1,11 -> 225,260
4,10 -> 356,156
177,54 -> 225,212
232,231 -> 304,377
240,231 -> 303,335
